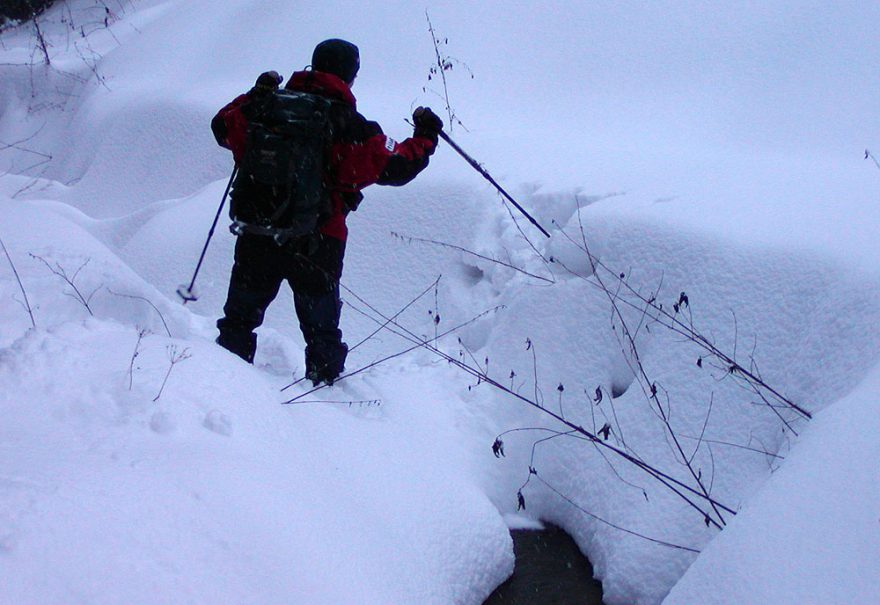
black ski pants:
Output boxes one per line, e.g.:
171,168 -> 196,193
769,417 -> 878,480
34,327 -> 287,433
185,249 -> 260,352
216,233 -> 347,378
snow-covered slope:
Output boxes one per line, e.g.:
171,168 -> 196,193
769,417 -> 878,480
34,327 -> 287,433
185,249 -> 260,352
0,198 -> 513,604
1,2 -> 878,604
664,364 -> 880,605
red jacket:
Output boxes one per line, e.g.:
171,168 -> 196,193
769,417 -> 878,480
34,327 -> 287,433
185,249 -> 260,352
212,71 -> 436,241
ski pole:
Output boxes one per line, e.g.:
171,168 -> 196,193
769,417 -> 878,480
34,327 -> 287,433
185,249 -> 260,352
177,166 -> 238,303
437,130 -> 550,238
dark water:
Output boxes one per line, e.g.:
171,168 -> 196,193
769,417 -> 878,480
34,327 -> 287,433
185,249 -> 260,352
484,524 -> 604,605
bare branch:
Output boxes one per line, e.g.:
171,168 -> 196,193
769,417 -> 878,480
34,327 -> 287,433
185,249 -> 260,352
866,149 -> 880,172
534,474 -> 700,553
687,392 -> 714,464
390,231 -> 554,284
285,279 -> 736,527
153,345 -> 191,402
280,276 -> 443,392
107,289 -> 172,337
127,328 -> 148,390
424,11 -> 472,131
29,254 -> 97,315
0,236 -> 36,328
286,399 -> 381,407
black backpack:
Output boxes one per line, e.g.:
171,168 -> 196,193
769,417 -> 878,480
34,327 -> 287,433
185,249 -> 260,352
230,89 -> 334,243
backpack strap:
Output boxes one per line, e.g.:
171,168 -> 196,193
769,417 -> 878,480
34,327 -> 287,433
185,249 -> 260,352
229,220 -> 303,246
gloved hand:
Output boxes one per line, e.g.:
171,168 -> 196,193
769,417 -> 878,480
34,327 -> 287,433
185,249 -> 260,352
412,106 -> 443,143
251,70 -> 283,94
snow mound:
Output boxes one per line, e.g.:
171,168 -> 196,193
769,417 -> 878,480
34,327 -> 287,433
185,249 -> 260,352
664,366 -> 880,605
467,199 -> 880,603
0,199 -> 513,605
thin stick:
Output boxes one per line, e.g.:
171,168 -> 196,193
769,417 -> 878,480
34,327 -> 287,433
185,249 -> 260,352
687,392 -> 714,464
535,475 -> 700,553
107,289 -> 171,337
391,231 -> 554,283
425,10 -> 453,129
29,254 -> 97,316
279,276 -> 442,392
569,205 -> 726,527
552,221 -> 811,420
299,280 -> 735,523
127,328 -> 147,390
438,129 -> 551,238
283,305 -> 504,404
281,257 -> 732,526
678,433 -> 785,460
0,237 -> 36,328
32,14 -> 50,66
286,399 -> 381,407
153,345 -> 191,402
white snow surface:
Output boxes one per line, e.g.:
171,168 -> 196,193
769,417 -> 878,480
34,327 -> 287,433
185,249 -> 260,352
664,365 -> 880,605
1,2 -> 878,604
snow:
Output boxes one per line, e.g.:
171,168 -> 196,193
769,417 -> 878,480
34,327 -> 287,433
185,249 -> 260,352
0,198 -> 512,605
1,1 -> 879,604
473,205 -> 880,603
664,366 -> 880,605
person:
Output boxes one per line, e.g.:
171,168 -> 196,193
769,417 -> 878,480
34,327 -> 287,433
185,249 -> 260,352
210,38 -> 442,385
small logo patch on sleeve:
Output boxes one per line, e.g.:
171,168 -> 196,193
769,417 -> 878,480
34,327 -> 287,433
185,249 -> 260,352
384,137 -> 397,152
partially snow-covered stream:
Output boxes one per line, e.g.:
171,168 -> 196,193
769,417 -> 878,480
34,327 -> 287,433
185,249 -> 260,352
485,525 -> 603,604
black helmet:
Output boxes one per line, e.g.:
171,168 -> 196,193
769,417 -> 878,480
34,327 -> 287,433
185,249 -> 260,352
311,39 -> 360,83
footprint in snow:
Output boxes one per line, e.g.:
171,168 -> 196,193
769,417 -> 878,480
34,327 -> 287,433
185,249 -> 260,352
203,410 -> 233,436
150,411 -> 176,434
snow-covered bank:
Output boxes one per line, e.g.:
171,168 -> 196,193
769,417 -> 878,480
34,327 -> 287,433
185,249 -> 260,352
0,198 -> 513,605
2,1 -> 879,603
664,366 -> 880,605
469,199 -> 880,603
0,322 -> 513,605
